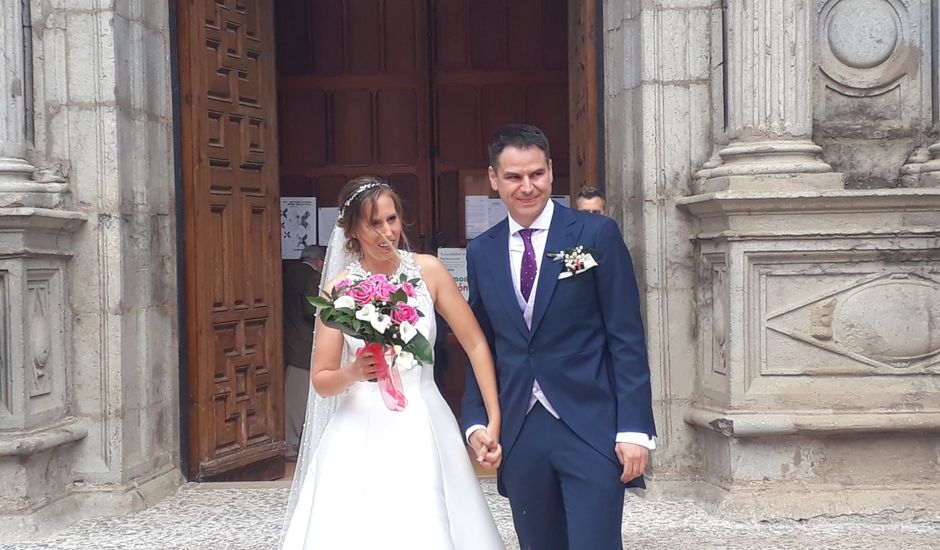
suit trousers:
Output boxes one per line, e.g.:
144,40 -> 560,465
284,364 -> 310,458
501,403 -> 625,550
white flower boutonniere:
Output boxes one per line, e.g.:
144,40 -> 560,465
547,246 -> 600,279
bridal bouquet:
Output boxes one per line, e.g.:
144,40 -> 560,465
308,273 -> 433,411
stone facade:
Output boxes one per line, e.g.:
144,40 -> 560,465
0,1 -> 180,539
0,0 -> 937,539
605,0 -> 940,518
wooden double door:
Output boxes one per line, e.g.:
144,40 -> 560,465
179,0 -> 594,480
275,0 -> 572,247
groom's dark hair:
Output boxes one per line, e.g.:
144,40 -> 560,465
488,124 -> 551,169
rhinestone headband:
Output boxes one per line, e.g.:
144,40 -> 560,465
339,181 -> 388,216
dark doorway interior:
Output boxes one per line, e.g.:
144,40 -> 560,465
273,0 -> 572,418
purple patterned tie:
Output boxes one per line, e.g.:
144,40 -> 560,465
519,228 -> 537,303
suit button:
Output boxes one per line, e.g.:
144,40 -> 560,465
528,348 -> 535,356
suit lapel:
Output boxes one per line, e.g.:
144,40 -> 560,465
529,205 -> 582,337
485,220 -> 530,338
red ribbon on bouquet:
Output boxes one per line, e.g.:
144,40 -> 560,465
357,343 -> 408,411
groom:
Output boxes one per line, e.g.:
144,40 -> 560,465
463,124 -> 656,549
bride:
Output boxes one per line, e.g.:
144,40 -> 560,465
282,177 -> 505,549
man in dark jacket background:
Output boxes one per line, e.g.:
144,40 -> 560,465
282,244 -> 326,458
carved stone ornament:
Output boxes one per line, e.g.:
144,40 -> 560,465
767,272 -> 940,371
30,289 -> 50,371
817,0 -> 913,97
711,263 -> 729,376
28,280 -> 53,397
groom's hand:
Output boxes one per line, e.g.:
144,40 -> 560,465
469,429 -> 502,469
615,442 -> 649,483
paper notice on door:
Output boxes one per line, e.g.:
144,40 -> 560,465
487,198 -> 508,225
280,197 -> 317,259
437,248 -> 469,300
317,207 -> 340,246
465,195 -> 491,240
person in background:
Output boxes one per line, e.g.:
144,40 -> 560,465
283,244 -> 326,459
575,186 -> 608,216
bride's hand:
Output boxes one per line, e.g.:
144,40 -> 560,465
345,351 -> 379,384
482,423 -> 502,469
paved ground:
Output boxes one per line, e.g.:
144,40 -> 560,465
2,480 -> 939,549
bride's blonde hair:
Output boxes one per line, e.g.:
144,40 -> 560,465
337,176 -> 412,255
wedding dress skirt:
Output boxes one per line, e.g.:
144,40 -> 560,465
282,350 -> 504,550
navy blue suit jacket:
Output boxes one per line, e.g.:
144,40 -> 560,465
462,204 -> 656,490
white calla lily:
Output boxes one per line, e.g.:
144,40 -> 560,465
355,303 -> 376,321
334,295 -> 356,310
370,313 -> 392,334
399,320 -> 417,344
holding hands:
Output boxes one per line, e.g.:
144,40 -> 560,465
469,426 -> 502,470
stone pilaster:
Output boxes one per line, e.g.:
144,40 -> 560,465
0,0 -> 66,209
701,0 -> 842,192
0,0 -> 35,183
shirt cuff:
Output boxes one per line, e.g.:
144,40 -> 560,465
616,432 -> 656,450
465,424 -> 487,444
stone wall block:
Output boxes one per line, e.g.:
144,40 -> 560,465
113,13 -> 139,113
37,31 -> 69,169
688,83 -> 713,167
658,10 -> 691,81
143,27 -> 170,120
685,8 -> 711,81
67,105 -> 120,210
65,10 -> 115,105
604,0 -> 626,32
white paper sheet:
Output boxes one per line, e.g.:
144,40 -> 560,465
437,248 -> 468,300
317,207 -> 340,246
464,195 -> 491,240
280,197 -> 317,259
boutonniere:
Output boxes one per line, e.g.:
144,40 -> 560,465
546,246 -> 600,279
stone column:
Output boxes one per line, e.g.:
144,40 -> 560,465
0,0 -> 36,184
702,0 -> 842,191
902,86 -> 940,186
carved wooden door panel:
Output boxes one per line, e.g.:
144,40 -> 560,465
275,0 -> 432,248
178,0 -> 285,480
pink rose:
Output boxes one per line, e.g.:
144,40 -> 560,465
367,274 -> 389,285
374,279 -> 397,302
347,280 -> 376,304
334,279 -> 351,292
401,282 -> 416,298
391,301 -> 420,326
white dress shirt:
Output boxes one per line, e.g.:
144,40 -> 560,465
467,199 -> 655,450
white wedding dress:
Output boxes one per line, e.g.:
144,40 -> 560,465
282,252 -> 504,550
